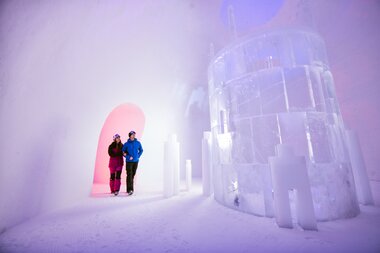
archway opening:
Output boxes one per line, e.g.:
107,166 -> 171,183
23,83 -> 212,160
92,103 -> 145,194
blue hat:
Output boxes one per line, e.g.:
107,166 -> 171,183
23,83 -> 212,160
113,134 -> 120,140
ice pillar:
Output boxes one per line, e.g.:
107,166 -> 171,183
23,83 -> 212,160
269,145 -> 317,230
202,131 -> 213,196
185,160 -> 192,191
163,134 -> 180,198
345,130 -> 374,205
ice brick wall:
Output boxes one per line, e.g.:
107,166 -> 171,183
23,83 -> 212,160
208,28 -> 360,221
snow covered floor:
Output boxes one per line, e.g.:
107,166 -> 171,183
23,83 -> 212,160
1,181 -> 380,253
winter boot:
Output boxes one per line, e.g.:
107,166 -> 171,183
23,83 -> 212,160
114,179 -> 121,195
109,179 -> 115,194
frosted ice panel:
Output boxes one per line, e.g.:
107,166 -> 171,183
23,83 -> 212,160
209,94 -> 220,129
243,42 -> 260,72
273,36 -> 293,68
257,38 -> 277,59
260,68 -> 284,85
278,112 -> 309,158
308,163 -> 359,221
237,98 -> 261,117
306,113 -> 332,163
308,66 -> 326,112
216,133 -> 233,164
231,119 -> 254,163
212,58 -> 226,90
327,122 -> 348,163
212,92 -> 231,134
320,71 -> 339,114
230,78 -> 261,117
284,67 -> 313,111
237,164 -> 267,216
230,46 -> 246,77
259,70 -> 287,114
212,164 -> 224,202
221,164 -> 238,207
308,35 -> 328,67
290,33 -> 310,65
251,115 -> 280,163
346,130 -> 374,205
255,38 -> 280,68
224,52 -> 236,81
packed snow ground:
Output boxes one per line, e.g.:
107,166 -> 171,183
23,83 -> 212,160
1,180 -> 380,253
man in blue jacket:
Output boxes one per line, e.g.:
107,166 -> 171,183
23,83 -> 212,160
122,130 -> 143,195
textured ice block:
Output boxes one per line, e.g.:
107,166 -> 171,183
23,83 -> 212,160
185,160 -> 192,191
202,132 -> 213,196
163,134 -> 180,198
269,145 -> 317,230
345,130 -> 374,205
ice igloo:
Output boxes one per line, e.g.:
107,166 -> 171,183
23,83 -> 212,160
207,28 -> 360,221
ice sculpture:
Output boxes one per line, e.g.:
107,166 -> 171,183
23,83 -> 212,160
345,130 -> 374,205
202,132 -> 214,196
269,144 -> 317,230
207,28 -> 360,221
163,134 -> 180,198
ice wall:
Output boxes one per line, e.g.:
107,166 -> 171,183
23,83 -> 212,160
208,28 -> 360,221
0,0 -> 218,230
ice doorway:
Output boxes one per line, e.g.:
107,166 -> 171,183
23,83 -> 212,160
92,103 -> 145,194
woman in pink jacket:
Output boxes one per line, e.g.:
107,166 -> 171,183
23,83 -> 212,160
108,134 -> 124,195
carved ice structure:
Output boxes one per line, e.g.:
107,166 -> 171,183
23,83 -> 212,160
207,28 -> 360,221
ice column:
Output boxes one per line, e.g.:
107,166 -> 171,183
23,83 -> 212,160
345,130 -> 374,205
269,145 -> 317,230
185,160 -> 192,191
202,131 -> 213,196
163,134 -> 180,198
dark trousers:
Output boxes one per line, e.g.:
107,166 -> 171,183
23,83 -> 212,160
110,170 -> 122,180
126,162 -> 138,192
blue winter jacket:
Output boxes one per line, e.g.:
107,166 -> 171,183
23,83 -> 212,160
122,138 -> 143,163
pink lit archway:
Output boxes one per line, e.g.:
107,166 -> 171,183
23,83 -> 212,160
93,103 -> 145,186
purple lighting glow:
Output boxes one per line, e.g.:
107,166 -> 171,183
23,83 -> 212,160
0,1 -> 379,253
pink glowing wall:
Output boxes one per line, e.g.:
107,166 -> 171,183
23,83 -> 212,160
93,103 -> 145,184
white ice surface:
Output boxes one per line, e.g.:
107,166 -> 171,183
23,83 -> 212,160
1,180 -> 380,253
